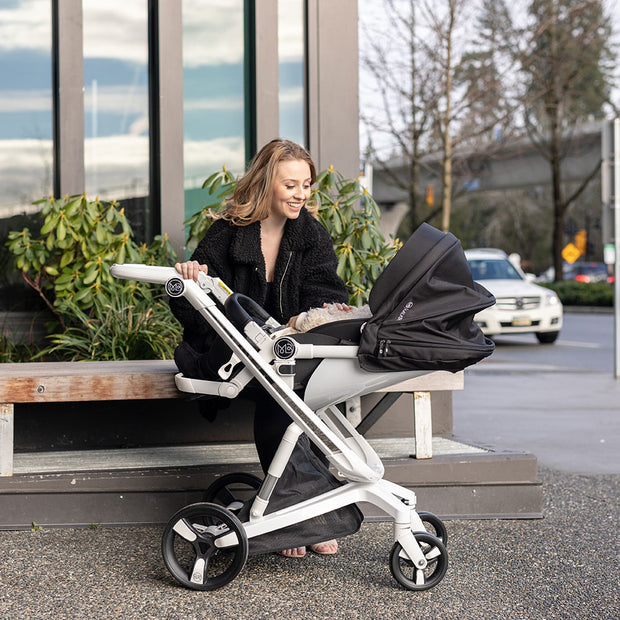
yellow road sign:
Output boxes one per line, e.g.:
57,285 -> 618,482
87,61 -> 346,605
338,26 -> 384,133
562,242 -> 582,264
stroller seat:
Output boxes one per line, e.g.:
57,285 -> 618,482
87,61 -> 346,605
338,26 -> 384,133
303,317 -> 366,343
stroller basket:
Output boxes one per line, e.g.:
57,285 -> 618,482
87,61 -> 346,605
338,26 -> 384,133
110,223 -> 493,592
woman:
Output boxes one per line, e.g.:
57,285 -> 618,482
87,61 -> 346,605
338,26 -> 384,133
170,139 -> 351,558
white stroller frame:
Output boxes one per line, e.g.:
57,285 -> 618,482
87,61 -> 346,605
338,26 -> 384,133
110,263 -> 448,592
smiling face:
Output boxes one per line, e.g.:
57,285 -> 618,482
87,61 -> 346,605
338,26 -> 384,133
268,159 -> 312,223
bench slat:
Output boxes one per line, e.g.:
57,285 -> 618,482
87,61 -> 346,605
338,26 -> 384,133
0,361 -> 180,403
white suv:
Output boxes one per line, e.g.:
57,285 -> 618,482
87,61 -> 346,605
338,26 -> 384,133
465,248 -> 563,344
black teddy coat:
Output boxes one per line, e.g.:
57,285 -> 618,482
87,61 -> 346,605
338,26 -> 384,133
169,208 -> 349,354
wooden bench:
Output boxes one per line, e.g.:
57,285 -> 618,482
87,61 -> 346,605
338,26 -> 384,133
0,361 -> 463,476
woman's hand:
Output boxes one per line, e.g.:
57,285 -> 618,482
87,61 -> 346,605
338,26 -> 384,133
325,302 -> 355,312
175,261 -> 208,282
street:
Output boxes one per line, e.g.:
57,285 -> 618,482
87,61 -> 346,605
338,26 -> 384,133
479,312 -> 614,372
453,311 -> 620,474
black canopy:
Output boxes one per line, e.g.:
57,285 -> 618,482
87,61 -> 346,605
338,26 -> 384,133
358,223 -> 495,372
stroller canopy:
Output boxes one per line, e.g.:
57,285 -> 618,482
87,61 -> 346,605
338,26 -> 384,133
357,223 -> 495,372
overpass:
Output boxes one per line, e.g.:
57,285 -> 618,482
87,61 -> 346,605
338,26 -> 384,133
371,122 -> 602,207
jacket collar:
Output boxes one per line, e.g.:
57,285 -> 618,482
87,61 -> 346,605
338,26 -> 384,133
229,209 -> 317,264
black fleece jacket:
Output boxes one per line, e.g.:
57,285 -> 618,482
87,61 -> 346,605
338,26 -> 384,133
169,209 -> 349,353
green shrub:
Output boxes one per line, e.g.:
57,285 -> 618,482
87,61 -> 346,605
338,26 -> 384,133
6,195 -> 180,361
38,287 -> 182,361
185,165 -> 399,305
540,281 -> 613,306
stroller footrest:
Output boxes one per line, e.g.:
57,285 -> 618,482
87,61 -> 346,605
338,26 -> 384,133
174,373 -> 239,399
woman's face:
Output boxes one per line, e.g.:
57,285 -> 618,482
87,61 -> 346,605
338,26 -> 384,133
269,159 -> 312,222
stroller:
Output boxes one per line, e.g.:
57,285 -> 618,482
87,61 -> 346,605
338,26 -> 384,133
110,223 -> 495,592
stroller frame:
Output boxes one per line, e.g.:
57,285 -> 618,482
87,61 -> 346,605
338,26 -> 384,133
111,263 -> 448,592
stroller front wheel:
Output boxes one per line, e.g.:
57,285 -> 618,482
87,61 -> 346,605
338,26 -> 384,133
161,502 -> 249,591
417,511 -> 448,546
389,532 -> 448,591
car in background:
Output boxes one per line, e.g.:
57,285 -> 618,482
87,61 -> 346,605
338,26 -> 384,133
564,262 -> 613,284
465,248 -> 563,344
537,261 -> 613,284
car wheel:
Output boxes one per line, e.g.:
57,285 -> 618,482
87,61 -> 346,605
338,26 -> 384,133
536,331 -> 559,344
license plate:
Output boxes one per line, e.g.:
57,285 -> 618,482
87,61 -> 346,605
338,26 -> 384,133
512,317 -> 532,327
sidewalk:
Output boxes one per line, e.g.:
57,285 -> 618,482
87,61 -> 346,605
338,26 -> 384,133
0,468 -> 617,619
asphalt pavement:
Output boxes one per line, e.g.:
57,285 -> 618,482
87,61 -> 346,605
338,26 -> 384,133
1,319 -> 619,619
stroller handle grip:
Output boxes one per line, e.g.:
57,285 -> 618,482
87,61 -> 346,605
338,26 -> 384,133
224,293 -> 273,331
110,263 -> 179,285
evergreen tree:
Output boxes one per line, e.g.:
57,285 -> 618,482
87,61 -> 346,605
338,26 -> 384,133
520,0 -> 615,280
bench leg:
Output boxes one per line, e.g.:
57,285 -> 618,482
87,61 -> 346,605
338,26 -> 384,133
0,404 -> 14,476
413,392 -> 432,459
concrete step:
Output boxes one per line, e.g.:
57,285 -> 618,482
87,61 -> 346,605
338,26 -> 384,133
0,437 -> 542,529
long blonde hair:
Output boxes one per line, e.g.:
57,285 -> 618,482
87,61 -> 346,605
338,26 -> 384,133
215,139 -> 318,225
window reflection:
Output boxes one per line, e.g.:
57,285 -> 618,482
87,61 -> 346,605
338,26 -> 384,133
0,0 -> 53,312
0,0 -> 53,217
82,1 -> 151,241
182,0 -> 246,225
279,0 -> 305,145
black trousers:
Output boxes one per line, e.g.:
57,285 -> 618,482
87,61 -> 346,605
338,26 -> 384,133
251,388 -> 329,474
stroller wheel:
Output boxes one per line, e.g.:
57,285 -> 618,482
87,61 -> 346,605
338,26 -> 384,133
203,472 -> 263,513
161,502 -> 248,591
389,532 -> 448,591
417,511 -> 448,546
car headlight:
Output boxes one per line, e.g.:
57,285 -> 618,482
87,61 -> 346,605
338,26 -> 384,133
544,291 -> 561,306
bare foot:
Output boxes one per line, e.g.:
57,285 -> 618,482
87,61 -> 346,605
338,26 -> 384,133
279,546 -> 306,558
309,540 -> 338,555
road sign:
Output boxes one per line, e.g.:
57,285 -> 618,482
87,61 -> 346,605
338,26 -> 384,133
561,242 -> 582,264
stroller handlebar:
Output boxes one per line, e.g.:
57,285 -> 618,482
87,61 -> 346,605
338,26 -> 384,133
110,263 -> 179,285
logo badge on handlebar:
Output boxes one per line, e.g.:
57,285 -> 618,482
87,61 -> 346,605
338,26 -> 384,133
165,278 -> 185,297
274,337 -> 296,360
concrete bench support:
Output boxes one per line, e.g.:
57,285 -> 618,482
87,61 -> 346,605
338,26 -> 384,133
0,404 -> 13,477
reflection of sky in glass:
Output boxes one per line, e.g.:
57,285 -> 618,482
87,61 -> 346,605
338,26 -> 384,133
279,0 -> 305,145
183,0 -> 246,220
83,1 -> 149,201
0,0 -> 52,215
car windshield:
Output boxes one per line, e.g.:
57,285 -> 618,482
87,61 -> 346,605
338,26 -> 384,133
468,258 -> 523,281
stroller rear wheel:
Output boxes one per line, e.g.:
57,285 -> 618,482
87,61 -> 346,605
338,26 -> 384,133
389,532 -> 448,591
203,472 -> 263,513
162,502 -> 248,591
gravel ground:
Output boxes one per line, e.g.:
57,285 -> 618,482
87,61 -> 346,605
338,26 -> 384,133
0,467 -> 617,620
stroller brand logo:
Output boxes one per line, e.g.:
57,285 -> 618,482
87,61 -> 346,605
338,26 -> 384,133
396,301 -> 414,321
165,278 -> 185,297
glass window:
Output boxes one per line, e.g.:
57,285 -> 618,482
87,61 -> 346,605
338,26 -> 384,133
182,0 -> 246,226
82,1 -> 151,241
0,0 -> 53,311
278,0 -> 305,144
0,0 -> 53,217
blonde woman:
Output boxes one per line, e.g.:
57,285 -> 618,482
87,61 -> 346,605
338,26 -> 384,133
171,139 -> 350,558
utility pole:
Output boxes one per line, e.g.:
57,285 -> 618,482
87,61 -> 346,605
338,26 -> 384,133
601,119 -> 620,379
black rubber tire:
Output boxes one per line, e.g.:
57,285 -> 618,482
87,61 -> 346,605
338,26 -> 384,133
161,502 -> 248,591
536,331 -> 559,344
389,532 -> 448,591
417,511 -> 448,546
203,472 -> 263,513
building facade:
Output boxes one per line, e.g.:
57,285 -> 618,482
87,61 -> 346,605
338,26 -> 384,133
0,0 -> 359,269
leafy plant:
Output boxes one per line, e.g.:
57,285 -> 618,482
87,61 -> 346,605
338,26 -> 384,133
6,195 -> 177,326
185,165 -> 399,305
5,195 -> 180,361
36,286 -> 182,361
